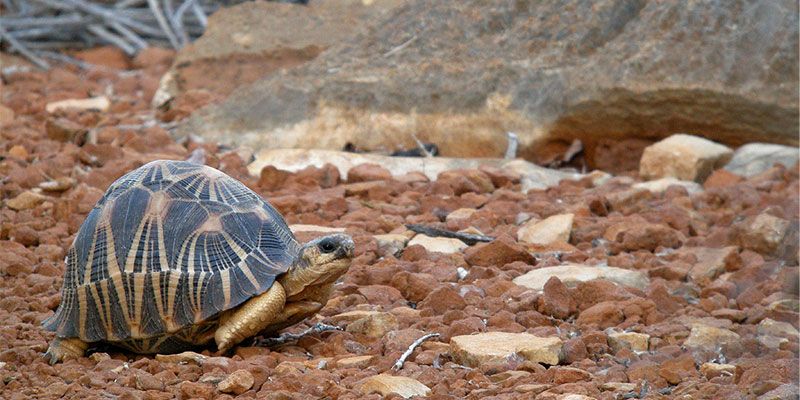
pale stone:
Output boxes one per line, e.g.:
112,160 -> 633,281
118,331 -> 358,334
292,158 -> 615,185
757,335 -> 788,350
684,324 -> 741,351
8,145 -> 27,159
700,363 -> 736,379
345,312 -> 399,338
736,213 -> 791,254
640,134 -> 733,182
607,330 -> 650,352
217,370 -> 254,395
289,224 -> 346,233
600,382 -> 637,392
45,96 -> 110,113
247,149 -> 584,187
450,332 -> 563,367
328,310 -> 383,324
446,208 -> 477,221
632,177 -> 703,194
488,370 -> 531,383
156,351 -> 206,364
512,264 -> 649,292
725,143 -> 800,177
373,233 -> 409,257
39,177 -> 75,192
408,234 -> 467,254
681,246 -> 739,284
6,191 -> 47,211
335,355 -> 374,369
358,374 -> 431,398
517,213 -> 574,246
757,318 -> 799,339
514,384 -> 552,394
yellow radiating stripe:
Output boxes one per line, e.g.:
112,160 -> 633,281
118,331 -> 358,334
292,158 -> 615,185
104,222 -> 132,329
165,272 -> 182,332
219,268 -> 231,309
123,209 -> 149,274
186,234 -> 201,314
131,272 -> 146,337
151,215 -> 169,324
220,231 -> 260,291
89,282 -> 111,340
77,287 -> 88,339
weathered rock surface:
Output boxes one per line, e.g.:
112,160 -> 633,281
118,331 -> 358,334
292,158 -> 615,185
450,332 -> 563,367
154,0 -> 405,107
725,143 -> 799,177
517,213 -> 573,246
684,324 -> 741,351
358,374 -> 430,398
177,1 -> 799,170
639,134 -> 734,182
407,234 -> 467,254
217,370 -> 254,395
607,330 -> 650,352
513,264 -> 649,292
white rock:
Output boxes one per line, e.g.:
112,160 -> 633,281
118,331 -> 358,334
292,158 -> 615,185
248,149 -> 585,189
512,263 -> 649,292
700,362 -> 736,379
446,208 -> 477,221
639,133 -> 733,182
684,324 -> 740,351
289,224 -> 346,233
517,213 -> 574,246
725,143 -> 799,177
632,177 -> 703,194
217,370 -> 254,395
450,332 -> 563,367
757,318 -> 799,338
607,330 -> 650,352
358,374 -> 430,398
373,233 -> 409,257
45,96 -> 110,113
408,234 -> 467,254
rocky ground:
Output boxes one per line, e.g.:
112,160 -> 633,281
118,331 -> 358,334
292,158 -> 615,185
0,49 -> 798,400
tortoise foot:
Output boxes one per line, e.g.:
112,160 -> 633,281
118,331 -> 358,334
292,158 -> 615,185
44,338 -> 88,365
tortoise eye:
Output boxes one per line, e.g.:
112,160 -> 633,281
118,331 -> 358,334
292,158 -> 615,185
319,240 -> 337,254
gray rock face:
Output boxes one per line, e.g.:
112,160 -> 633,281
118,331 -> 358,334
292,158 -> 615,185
725,143 -> 799,177
177,0 -> 799,169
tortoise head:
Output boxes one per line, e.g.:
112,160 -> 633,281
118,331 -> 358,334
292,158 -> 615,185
280,234 -> 355,297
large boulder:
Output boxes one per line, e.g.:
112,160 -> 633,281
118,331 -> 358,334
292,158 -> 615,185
176,0 -> 799,172
153,0 -> 404,107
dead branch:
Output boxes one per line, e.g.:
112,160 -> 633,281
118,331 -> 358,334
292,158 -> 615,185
405,224 -> 494,245
391,333 -> 440,371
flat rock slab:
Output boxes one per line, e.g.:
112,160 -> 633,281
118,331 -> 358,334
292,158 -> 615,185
408,234 -> 467,254
639,134 -> 733,182
358,374 -> 430,398
450,332 -> 563,367
512,264 -> 649,292
517,213 -> 574,246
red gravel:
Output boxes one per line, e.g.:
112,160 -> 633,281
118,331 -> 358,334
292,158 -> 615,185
0,48 -> 798,399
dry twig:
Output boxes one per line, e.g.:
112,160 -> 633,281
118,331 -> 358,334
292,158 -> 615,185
392,333 -> 440,371
405,224 -> 494,245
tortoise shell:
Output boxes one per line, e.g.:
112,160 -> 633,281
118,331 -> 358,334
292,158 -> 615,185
43,160 -> 300,349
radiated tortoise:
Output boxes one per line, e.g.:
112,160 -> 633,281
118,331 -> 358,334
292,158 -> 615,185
42,160 -> 354,363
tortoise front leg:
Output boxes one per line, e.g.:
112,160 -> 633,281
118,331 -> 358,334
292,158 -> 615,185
44,337 -> 89,364
214,281 -> 286,352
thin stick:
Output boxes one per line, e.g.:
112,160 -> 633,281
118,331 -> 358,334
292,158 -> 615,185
405,224 -> 494,245
109,21 -> 148,51
383,34 -> 417,58
391,333 -> 440,371
254,323 -> 342,347
87,24 -> 136,55
147,0 -> 180,49
0,24 -> 50,69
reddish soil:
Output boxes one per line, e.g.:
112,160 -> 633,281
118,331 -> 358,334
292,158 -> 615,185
0,49 -> 798,400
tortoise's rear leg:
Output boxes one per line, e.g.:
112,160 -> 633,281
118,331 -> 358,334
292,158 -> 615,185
214,281 -> 287,352
44,337 -> 88,364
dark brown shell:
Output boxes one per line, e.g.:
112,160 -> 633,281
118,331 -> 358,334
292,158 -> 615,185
43,160 -> 300,342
